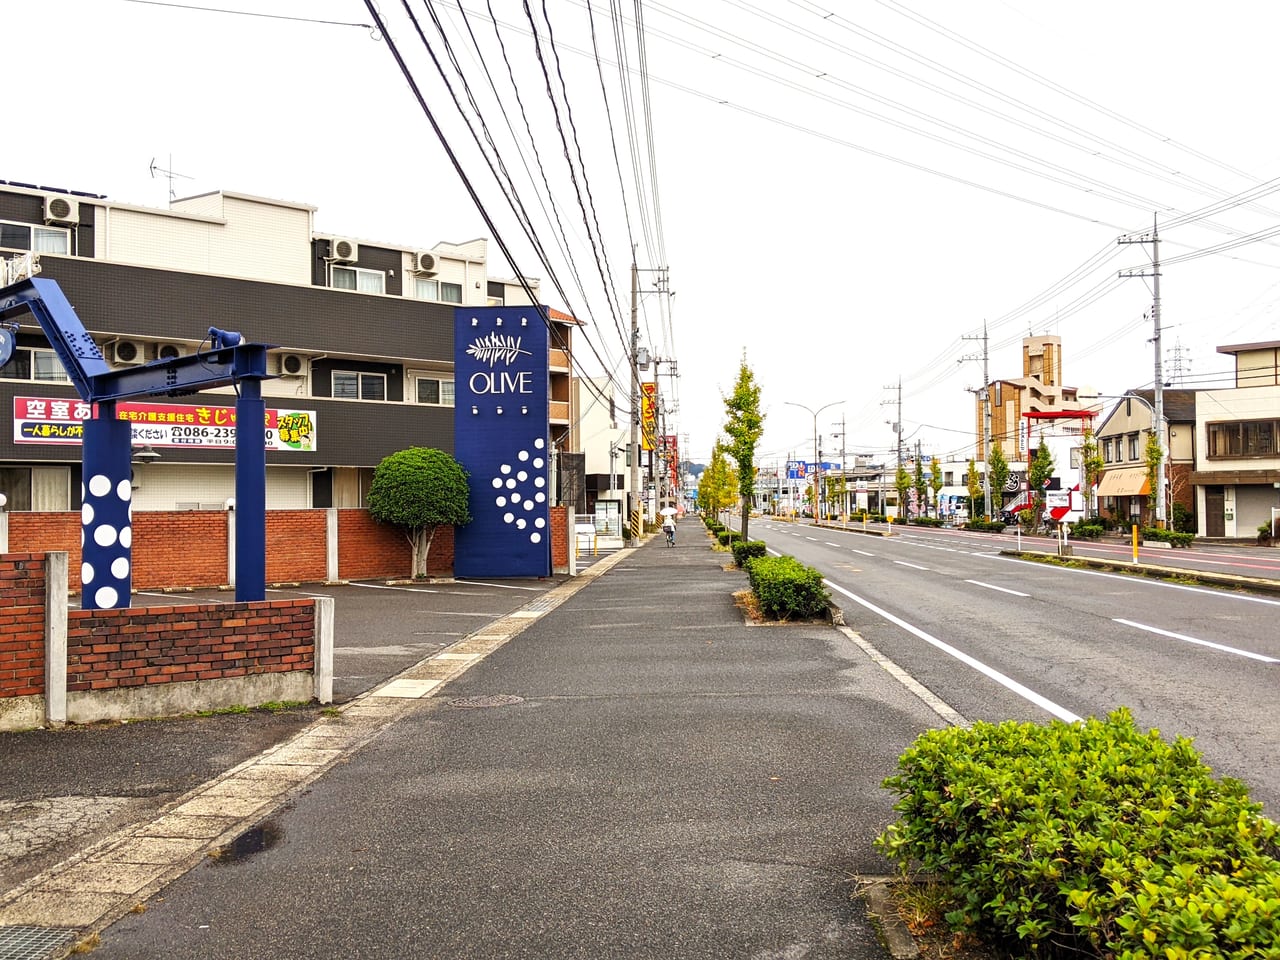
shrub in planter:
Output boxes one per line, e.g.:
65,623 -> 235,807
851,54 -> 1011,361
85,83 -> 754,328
964,520 -> 1006,533
731,540 -> 768,567
743,555 -> 829,620
1141,526 -> 1195,548
716,530 -> 742,546
1071,523 -> 1104,540
877,708 -> 1280,959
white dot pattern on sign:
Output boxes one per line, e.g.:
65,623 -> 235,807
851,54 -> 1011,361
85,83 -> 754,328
116,479 -> 131,501
489,438 -> 552,544
82,503 -> 94,524
94,524 -> 118,547
95,586 -> 118,608
120,526 -> 132,548
111,557 -> 130,579
89,474 -> 110,497
81,562 -> 94,584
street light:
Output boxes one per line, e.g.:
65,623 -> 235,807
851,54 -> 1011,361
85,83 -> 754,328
1080,392 -> 1168,527
784,400 -> 842,521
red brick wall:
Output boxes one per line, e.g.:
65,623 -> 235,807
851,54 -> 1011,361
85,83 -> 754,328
0,554 -> 47,698
9,514 -> 82,587
337,510 -> 452,579
266,510 -> 328,583
133,512 -> 227,589
9,508 -> 459,592
66,599 -> 316,692
550,505 -> 568,570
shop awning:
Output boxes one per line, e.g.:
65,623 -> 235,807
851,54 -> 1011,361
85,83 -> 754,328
1097,467 -> 1151,497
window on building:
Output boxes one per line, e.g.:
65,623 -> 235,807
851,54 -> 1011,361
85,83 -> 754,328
487,281 -> 505,306
332,265 -> 385,294
1127,434 -> 1139,461
413,277 -> 464,303
1207,419 -> 1279,458
0,220 -> 70,255
1102,438 -> 1112,463
0,347 -> 70,382
415,376 -> 455,406
332,371 -> 387,401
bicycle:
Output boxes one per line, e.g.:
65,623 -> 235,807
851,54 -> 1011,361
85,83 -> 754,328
664,527 -> 675,547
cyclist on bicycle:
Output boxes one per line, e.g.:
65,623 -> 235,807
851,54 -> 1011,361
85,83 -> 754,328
661,514 -> 676,547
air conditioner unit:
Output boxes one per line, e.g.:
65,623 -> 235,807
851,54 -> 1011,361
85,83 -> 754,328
279,353 -> 306,376
411,251 -> 439,274
330,238 -> 358,263
43,196 -> 80,226
156,343 -> 186,360
111,340 -> 145,365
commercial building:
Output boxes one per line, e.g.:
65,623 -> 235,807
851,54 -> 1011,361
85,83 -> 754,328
0,180 -> 579,516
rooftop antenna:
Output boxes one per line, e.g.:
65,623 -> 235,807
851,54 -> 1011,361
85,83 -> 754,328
149,155 -> 194,205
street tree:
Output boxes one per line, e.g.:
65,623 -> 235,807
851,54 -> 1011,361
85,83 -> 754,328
913,457 -> 927,518
1028,439 -> 1056,529
988,445 -> 1009,515
368,447 -> 471,578
895,464 -> 912,522
1080,427 -> 1104,518
966,458 -> 982,518
723,355 -> 764,540
1144,430 -> 1163,526
930,457 -> 943,518
698,440 -> 738,519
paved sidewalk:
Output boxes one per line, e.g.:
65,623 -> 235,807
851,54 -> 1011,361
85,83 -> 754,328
1,520 -> 946,958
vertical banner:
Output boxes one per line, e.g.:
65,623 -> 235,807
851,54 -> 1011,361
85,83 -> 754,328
641,381 -> 657,451
453,306 -> 551,578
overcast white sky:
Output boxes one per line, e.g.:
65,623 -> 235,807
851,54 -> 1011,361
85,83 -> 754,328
7,1 -> 1280,472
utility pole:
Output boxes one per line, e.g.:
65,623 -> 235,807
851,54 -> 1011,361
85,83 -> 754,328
1119,215 -> 1166,527
962,322 -> 993,520
628,257 -> 640,545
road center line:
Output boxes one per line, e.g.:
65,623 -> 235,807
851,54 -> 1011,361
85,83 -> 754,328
825,580 -> 1081,723
965,579 -> 1029,597
1112,618 -> 1280,663
825,542 -> 840,547
893,560 -> 929,571
852,549 -> 875,557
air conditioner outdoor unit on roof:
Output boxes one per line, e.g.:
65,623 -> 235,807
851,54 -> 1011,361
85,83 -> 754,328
44,196 -> 79,225
330,238 -> 358,263
411,251 -> 439,274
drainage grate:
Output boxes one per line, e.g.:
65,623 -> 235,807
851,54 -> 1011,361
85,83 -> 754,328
0,926 -> 79,960
448,694 -> 525,709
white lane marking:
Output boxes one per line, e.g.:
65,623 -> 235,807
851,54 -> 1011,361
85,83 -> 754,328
1112,618 -> 1280,663
825,580 -> 1081,723
965,580 -> 1030,597
985,554 -> 1280,607
825,542 -> 841,547
349,582 -> 441,593
449,580 -> 544,592
852,549 -> 875,557
836,624 -> 968,729
805,536 -> 819,541
893,560 -> 929,571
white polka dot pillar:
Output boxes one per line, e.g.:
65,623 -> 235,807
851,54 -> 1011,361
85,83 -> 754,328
80,403 -> 134,610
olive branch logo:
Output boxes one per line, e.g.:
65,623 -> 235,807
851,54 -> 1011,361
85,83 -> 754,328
466,332 -> 532,367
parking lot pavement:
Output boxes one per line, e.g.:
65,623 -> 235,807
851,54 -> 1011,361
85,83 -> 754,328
126,577 -> 567,702
4,575 -> 571,899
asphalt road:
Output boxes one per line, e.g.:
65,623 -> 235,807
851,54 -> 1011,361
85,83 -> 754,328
749,516 -> 1280,813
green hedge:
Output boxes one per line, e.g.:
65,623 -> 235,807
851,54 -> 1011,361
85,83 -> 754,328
964,520 -> 1007,533
908,517 -> 944,527
716,530 -> 742,546
744,555 -> 829,620
877,709 -> 1280,958
1141,527 -> 1195,548
731,540 -> 768,567
1071,523 -> 1105,540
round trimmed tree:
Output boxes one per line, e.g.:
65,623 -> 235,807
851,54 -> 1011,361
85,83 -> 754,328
368,447 -> 471,578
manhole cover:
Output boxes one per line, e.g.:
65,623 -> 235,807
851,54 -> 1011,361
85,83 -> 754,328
0,926 -> 78,960
448,695 -> 525,709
